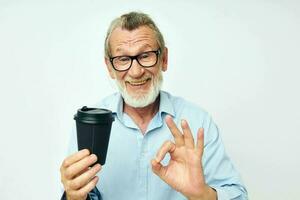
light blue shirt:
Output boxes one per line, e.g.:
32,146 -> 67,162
65,91 -> 248,200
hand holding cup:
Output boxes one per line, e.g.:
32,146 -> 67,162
60,149 -> 101,200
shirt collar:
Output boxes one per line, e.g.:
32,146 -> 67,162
158,90 -> 175,117
103,93 -> 123,118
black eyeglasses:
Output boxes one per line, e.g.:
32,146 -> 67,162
109,49 -> 161,72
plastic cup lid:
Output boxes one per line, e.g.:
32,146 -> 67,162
74,106 -> 114,124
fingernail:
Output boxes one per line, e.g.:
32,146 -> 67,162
151,159 -> 157,165
95,164 -> 101,170
90,154 -> 97,161
166,115 -> 172,120
81,149 -> 89,154
181,119 -> 187,127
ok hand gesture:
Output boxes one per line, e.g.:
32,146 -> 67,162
151,115 -> 216,200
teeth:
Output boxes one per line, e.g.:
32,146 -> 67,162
130,80 -> 147,85
128,79 -> 148,86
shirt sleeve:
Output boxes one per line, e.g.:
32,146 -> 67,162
201,114 -> 248,200
60,187 -> 102,200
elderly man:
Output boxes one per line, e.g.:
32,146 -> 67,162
60,12 -> 248,200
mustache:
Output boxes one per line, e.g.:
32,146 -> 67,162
125,75 -> 152,83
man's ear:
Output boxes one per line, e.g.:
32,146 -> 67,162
161,47 -> 168,72
105,57 -> 116,79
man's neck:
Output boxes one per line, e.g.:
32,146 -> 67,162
123,96 -> 160,134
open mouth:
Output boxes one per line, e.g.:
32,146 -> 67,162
127,78 -> 151,86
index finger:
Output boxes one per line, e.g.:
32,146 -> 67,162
62,149 -> 90,168
165,115 -> 184,146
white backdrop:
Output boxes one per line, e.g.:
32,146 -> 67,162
0,0 -> 299,199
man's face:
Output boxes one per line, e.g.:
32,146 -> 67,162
105,26 -> 168,108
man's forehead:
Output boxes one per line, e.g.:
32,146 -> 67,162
115,43 -> 152,53
109,26 -> 157,51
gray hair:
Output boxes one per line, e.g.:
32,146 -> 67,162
104,11 -> 165,58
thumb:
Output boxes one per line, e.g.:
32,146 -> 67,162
151,159 -> 167,180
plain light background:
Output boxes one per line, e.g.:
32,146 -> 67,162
0,0 -> 299,199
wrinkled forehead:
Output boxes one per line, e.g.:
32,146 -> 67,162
109,26 -> 158,55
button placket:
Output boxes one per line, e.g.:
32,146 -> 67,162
138,132 -> 149,200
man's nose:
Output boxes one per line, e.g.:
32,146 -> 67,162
128,59 -> 144,78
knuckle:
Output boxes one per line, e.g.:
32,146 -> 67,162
60,165 -> 64,173
62,159 -> 70,168
70,180 -> 81,190
60,169 -> 65,180
60,176 -> 66,184
166,140 -> 173,146
64,181 -> 72,193
85,172 -> 96,183
64,168 -> 74,180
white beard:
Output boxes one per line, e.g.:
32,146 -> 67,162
114,70 -> 163,108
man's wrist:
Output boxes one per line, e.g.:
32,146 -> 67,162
65,193 -> 89,200
187,185 -> 217,200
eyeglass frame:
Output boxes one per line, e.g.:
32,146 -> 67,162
109,48 -> 161,72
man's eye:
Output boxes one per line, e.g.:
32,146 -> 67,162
118,57 -> 130,62
139,53 -> 150,59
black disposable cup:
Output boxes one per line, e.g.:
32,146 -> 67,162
74,106 -> 114,165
